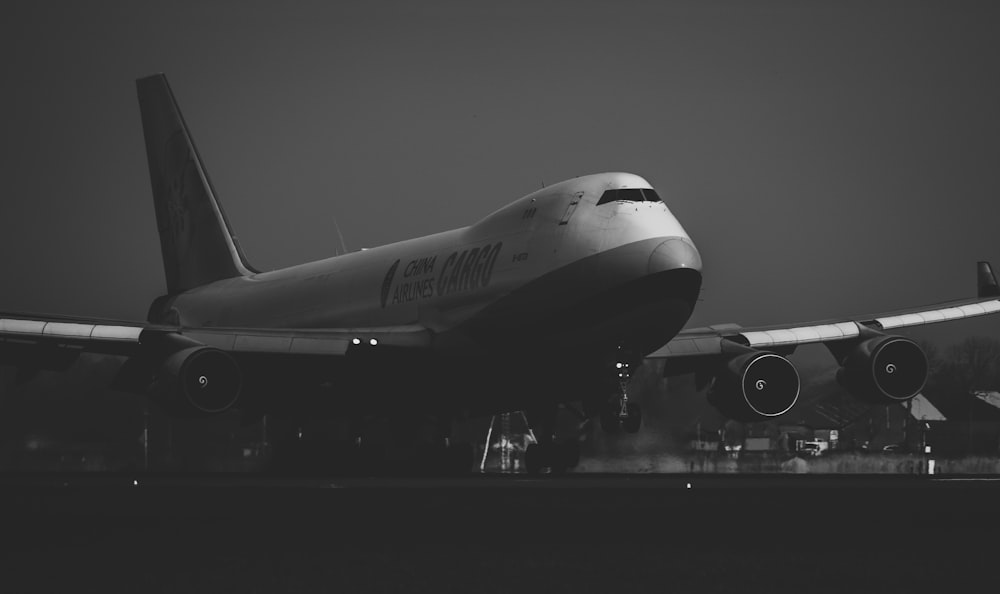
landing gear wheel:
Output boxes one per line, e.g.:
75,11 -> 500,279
559,441 -> 581,469
445,443 -> 475,475
524,442 -> 570,474
621,402 -> 642,434
525,443 -> 544,474
600,402 -> 621,434
547,443 -> 568,474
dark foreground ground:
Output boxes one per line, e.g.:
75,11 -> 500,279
1,473 -> 998,593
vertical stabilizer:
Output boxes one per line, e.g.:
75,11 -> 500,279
137,74 -> 256,294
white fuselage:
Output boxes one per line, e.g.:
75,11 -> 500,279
166,172 -> 701,354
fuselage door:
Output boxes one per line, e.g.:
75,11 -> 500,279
558,192 -> 584,226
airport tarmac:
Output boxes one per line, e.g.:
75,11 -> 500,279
1,472 -> 998,591
4,470 -> 1000,489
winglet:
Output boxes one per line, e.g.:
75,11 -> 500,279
978,261 -> 999,298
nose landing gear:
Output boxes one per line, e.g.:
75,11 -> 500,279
599,353 -> 642,434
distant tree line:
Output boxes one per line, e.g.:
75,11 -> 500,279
922,336 -> 1000,396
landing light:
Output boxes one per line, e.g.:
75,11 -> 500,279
370,338 -> 378,346
352,338 -> 361,345
616,363 -> 623,369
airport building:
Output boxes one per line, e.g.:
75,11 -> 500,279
917,391 -> 1000,457
707,389 -> 1000,459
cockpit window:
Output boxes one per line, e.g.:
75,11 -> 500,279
641,188 -> 662,202
596,188 -> 662,205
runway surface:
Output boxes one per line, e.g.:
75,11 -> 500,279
5,470 -> 1000,491
2,473 -> 998,592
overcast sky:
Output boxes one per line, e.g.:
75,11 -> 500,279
3,0 -> 1000,348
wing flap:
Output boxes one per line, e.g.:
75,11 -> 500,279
178,325 -> 431,356
2,312 -> 433,360
289,336 -> 351,355
647,334 -> 725,357
650,296 -> 1000,360
233,334 -> 293,353
1,319 -> 47,335
739,321 -> 861,349
1,316 -> 145,351
874,300 -> 1000,330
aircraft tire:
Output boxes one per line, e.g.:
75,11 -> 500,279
525,443 -> 544,474
547,443 -> 568,474
524,443 -> 569,474
445,443 -> 475,475
622,402 -> 642,434
599,404 -> 621,434
559,441 -> 581,469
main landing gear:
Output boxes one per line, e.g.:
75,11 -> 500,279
599,353 -> 642,434
523,404 -> 581,474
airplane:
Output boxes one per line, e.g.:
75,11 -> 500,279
3,73 -> 1000,474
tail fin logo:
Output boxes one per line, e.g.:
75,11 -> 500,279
160,132 -> 193,243
381,259 -> 400,308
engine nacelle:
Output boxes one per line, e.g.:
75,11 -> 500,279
153,346 -> 242,416
707,351 -> 800,422
836,335 -> 927,404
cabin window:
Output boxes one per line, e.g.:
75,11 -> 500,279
596,188 -> 661,205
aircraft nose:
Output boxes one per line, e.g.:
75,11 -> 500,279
648,237 -> 702,274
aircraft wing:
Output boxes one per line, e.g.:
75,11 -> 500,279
0,312 -> 433,361
648,261 -> 1000,363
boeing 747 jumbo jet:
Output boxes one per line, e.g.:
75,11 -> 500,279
3,74 -> 1000,473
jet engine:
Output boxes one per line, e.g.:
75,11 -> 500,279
835,335 -> 927,403
707,351 -> 800,422
153,345 -> 243,416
